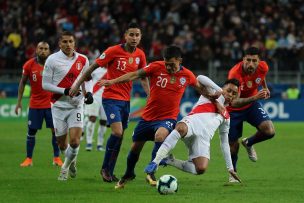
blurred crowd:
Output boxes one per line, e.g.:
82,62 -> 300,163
1,0 -> 304,73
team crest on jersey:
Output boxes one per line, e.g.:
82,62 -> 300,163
135,57 -> 140,64
180,77 -> 186,86
110,113 -> 115,119
129,57 -> 134,64
76,61 -> 82,70
247,81 -> 252,88
99,53 -> 106,59
170,76 -> 176,84
255,78 -> 261,84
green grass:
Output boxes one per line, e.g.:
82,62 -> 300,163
0,121 -> 303,203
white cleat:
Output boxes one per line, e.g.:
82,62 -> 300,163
229,174 -> 240,183
69,161 -> 77,178
58,168 -> 69,181
241,138 -> 258,162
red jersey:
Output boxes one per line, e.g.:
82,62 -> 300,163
227,61 -> 269,111
95,44 -> 146,101
142,61 -> 197,121
22,58 -> 51,108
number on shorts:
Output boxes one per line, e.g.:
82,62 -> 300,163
258,107 -> 266,115
76,113 -> 81,121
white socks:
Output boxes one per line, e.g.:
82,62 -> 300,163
97,125 -> 106,146
86,121 -> 96,144
62,145 -> 80,169
153,130 -> 181,164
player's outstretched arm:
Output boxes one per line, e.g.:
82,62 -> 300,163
99,69 -> 146,87
15,75 -> 28,115
231,89 -> 268,107
70,62 -> 99,96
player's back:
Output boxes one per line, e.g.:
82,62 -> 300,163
142,61 -> 197,121
95,44 -> 147,101
23,58 -> 51,109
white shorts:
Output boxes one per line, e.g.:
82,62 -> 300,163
180,113 -> 222,160
84,97 -> 107,120
51,106 -> 84,137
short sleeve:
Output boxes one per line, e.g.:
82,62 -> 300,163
95,46 -> 116,67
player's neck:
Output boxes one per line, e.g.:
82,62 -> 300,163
124,43 -> 136,53
36,57 -> 46,66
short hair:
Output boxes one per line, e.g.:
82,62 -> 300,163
224,78 -> 240,87
59,31 -> 75,41
126,22 -> 141,31
244,47 -> 261,57
163,45 -> 182,60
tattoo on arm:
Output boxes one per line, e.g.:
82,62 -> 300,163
137,69 -> 146,78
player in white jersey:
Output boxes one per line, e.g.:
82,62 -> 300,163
84,68 -> 107,151
42,31 -> 93,181
145,76 -> 241,182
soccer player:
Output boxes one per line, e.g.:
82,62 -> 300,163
42,31 -> 93,181
69,22 -> 149,182
84,68 -> 107,151
227,47 -> 275,182
98,45 -> 212,188
15,41 -> 63,167
144,76 -> 241,183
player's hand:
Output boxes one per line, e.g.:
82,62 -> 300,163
14,103 -> 22,115
65,87 -> 81,97
64,88 -> 71,96
229,170 -> 242,183
84,92 -> 94,104
69,85 -> 81,97
99,79 -> 114,87
215,102 -> 230,119
255,89 -> 269,100
264,88 -> 270,99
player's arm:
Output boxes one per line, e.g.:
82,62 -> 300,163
42,63 -> 66,95
99,69 -> 146,87
140,77 -> 150,97
230,90 -> 268,107
70,62 -> 99,96
15,74 -> 29,115
261,79 -> 270,99
218,121 -> 241,183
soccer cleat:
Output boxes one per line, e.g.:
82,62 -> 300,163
101,168 -> 113,182
114,174 -> 136,189
228,174 -> 240,183
58,168 -> 69,181
97,145 -> 105,151
86,144 -> 93,151
53,157 -> 63,166
146,173 -> 157,186
241,138 -> 258,162
144,161 -> 158,174
112,174 -> 119,182
20,158 -> 33,167
69,160 -> 77,178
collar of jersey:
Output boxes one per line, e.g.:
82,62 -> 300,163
59,49 -> 77,60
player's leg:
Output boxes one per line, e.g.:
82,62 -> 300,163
45,108 -> 62,166
101,99 -> 129,182
20,109 -> 42,167
97,104 -> 107,151
85,116 -> 97,151
245,102 -> 275,147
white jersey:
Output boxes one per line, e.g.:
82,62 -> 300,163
181,75 -> 233,171
91,68 -> 107,103
42,50 -> 90,108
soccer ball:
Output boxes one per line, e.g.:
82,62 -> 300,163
156,174 -> 178,195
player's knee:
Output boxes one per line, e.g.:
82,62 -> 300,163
195,166 -> 207,175
175,123 -> 188,137
70,142 -> 80,148
89,116 -> 97,122
99,119 -> 107,126
28,128 -> 37,136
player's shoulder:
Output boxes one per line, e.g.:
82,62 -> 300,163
23,58 -> 36,69
76,52 -> 89,61
228,62 -> 242,77
258,61 -> 269,72
135,47 -> 146,55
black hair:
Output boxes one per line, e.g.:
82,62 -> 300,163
59,31 -> 75,41
244,47 -> 261,57
163,45 -> 182,60
126,22 -> 141,30
224,78 -> 240,87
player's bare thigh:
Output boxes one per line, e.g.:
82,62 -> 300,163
110,122 -> 124,137
155,127 -> 170,142
56,134 -> 68,150
192,156 -> 209,174
258,120 -> 275,135
69,127 -> 82,147
175,122 -> 188,137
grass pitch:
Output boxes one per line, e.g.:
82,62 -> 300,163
0,121 -> 303,203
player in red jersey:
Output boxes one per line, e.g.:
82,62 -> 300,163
227,47 -> 275,182
15,42 -> 62,167
98,45 -> 209,188
70,22 -> 149,182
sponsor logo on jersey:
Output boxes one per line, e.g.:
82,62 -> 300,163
99,53 -> 106,59
135,57 -> 140,64
180,77 -> 186,85
246,81 -> 252,88
110,113 -> 115,119
255,78 -> 261,84
129,57 -> 133,64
